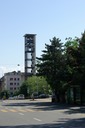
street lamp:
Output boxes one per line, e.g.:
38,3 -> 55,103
17,64 -> 20,72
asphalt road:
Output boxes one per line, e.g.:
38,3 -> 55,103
0,98 -> 85,128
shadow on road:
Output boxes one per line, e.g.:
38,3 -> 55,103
0,118 -> 85,128
1,100 -> 85,127
2,99 -> 85,113
64,106 -> 85,114
2,100 -> 75,111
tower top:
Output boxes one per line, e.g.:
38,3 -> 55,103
24,34 -> 36,37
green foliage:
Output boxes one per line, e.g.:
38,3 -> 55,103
36,37 -> 66,102
0,90 -> 9,99
36,32 -> 85,103
20,76 -> 51,98
64,32 -> 85,87
65,37 -> 79,49
63,37 -> 80,91
77,31 -> 85,85
19,82 -> 28,98
13,91 -> 19,96
26,76 -> 50,95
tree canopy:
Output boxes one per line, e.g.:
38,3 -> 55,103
36,32 -> 85,103
20,76 -> 51,98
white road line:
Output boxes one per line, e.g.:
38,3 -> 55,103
3,101 -> 7,103
33,118 -> 42,122
5,107 -> 9,109
19,113 -> 24,115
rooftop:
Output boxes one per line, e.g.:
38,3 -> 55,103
24,34 -> 36,37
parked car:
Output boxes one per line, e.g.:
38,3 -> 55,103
38,94 -> 47,98
13,96 -> 18,100
17,94 -> 25,99
8,97 -> 14,100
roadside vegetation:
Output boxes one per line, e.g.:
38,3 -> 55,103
36,31 -> 85,105
19,76 -> 51,99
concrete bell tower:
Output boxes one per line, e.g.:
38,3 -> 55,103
24,34 -> 36,79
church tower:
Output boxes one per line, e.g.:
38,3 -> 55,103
24,34 -> 36,79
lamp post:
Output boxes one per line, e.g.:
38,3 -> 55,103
17,64 -> 20,72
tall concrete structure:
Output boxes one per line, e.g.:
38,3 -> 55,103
24,34 -> 36,79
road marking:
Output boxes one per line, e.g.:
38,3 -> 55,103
33,118 -> 41,122
18,109 -> 27,112
26,109 -> 35,112
9,109 -> 17,112
0,108 -> 43,113
19,113 -> 24,115
37,109 -> 44,112
1,109 -> 8,112
0,108 -> 34,112
2,101 -> 7,103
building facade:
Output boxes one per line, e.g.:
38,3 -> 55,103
0,77 -> 4,92
3,71 -> 25,96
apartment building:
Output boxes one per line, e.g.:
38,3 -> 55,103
3,71 -> 25,95
0,76 -> 4,92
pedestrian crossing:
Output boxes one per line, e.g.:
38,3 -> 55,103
0,108 -> 43,113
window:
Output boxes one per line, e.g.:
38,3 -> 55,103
27,68 -> 32,73
14,87 -> 16,90
27,60 -> 32,67
14,78 -> 16,80
10,83 -> 13,85
17,78 -> 20,80
10,87 -> 13,90
27,53 -> 32,59
10,78 -> 13,81
14,83 -> 16,85
17,83 -> 19,85
28,48 -> 32,51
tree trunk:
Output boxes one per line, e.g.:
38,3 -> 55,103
80,85 -> 83,105
55,91 -> 60,102
73,87 -> 76,104
61,92 -> 66,103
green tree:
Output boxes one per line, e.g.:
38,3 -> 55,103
26,76 -> 50,96
0,90 -> 9,99
13,90 -> 19,96
19,82 -> 28,98
78,31 -> 85,104
64,37 -> 79,85
64,37 -> 80,103
37,37 -> 65,102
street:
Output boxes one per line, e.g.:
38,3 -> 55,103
0,98 -> 85,128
